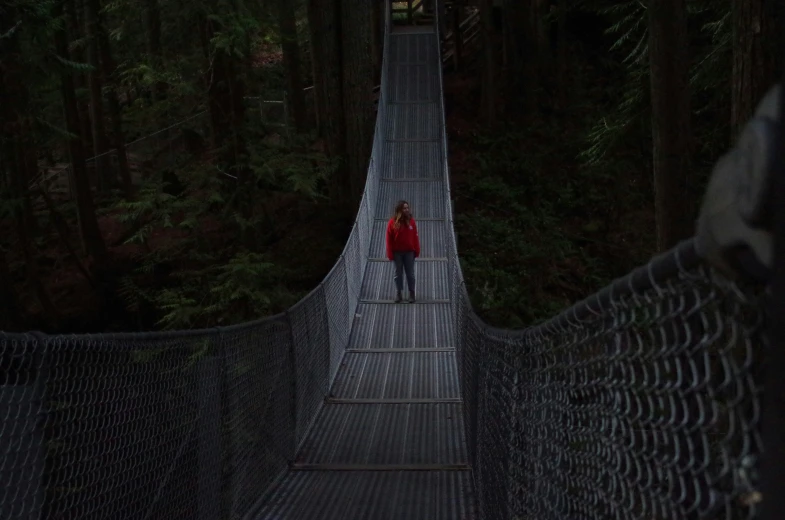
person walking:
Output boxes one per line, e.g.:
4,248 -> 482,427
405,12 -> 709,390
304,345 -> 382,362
385,200 -> 420,303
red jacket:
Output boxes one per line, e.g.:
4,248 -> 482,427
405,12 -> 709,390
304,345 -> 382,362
386,217 -> 420,260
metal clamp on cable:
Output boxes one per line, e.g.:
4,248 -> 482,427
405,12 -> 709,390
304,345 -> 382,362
696,84 -> 781,282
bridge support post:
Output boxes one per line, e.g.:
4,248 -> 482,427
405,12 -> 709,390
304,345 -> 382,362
197,353 -> 223,520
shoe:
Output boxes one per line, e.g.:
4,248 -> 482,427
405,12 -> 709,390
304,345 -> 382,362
409,290 -> 415,303
395,291 -> 402,303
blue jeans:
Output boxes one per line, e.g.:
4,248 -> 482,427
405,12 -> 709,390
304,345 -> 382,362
393,251 -> 416,293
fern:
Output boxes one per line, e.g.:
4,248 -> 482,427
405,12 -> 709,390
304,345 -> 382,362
155,290 -> 202,329
53,55 -> 95,72
117,276 -> 150,313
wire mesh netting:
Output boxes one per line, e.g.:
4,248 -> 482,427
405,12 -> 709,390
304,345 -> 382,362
447,240 -> 766,520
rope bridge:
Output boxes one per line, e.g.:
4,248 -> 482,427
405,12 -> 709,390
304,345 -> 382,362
1,3 -> 777,519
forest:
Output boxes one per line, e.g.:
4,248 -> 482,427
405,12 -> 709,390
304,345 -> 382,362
0,0 -> 779,334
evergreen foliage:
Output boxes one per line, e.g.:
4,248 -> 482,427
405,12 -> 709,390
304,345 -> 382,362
451,0 -> 738,327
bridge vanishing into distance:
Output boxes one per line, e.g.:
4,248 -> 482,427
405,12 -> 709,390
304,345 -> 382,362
3,1 -> 784,519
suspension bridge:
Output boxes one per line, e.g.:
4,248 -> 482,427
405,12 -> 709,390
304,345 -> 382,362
1,2 -> 780,519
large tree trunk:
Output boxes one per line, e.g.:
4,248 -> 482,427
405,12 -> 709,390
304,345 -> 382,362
371,0 -> 383,82
66,0 -> 94,158
144,0 -> 162,55
84,0 -> 114,191
730,0 -> 776,142
12,143 -> 59,325
556,0 -> 567,111
308,0 -> 349,206
452,5 -> 464,72
0,248 -> 23,331
0,16 -> 59,326
341,0 -> 375,206
93,0 -> 134,197
55,0 -> 108,263
504,0 -> 536,118
278,0 -> 309,133
648,0 -> 693,251
480,0 -> 497,123
532,0 -> 550,60
143,0 -> 167,99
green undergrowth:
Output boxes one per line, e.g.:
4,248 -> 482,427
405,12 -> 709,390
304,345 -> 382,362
452,118 -> 657,329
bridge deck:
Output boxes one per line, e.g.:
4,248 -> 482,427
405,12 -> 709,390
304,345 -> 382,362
253,28 -> 476,519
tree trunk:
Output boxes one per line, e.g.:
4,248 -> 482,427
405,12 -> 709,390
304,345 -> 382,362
143,0 -> 167,99
480,0 -> 497,123
648,0 -> 693,251
452,5 -> 464,72
278,0 -> 309,133
0,248 -> 23,331
341,0 -> 375,206
532,0 -> 549,60
556,0 -> 567,111
730,0 -> 776,142
504,0 -> 535,118
55,0 -> 109,262
144,0 -> 162,55
66,0 -> 94,158
0,14 -> 56,328
94,0 -> 134,197
84,0 -> 114,191
372,0 -> 383,82
308,0 -> 349,205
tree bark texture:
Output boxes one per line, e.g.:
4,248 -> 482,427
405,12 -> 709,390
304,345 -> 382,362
0,248 -> 23,330
308,0 -> 349,205
66,0 -> 94,155
504,0 -> 536,117
143,0 -> 167,99
372,0 -> 383,82
94,0 -> 134,197
648,0 -> 694,251
341,0 -> 375,206
452,5 -> 464,72
55,0 -> 108,262
84,0 -> 114,191
480,0 -> 497,123
144,0 -> 162,56
730,0 -> 776,142
278,0 -> 309,133
1,16 -> 59,324
556,0 -> 567,110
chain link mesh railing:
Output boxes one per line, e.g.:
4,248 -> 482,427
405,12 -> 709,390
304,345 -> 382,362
1,8 -> 391,520
432,3 -> 769,519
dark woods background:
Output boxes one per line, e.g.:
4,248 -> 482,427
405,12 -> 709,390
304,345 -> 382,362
0,0 -> 779,333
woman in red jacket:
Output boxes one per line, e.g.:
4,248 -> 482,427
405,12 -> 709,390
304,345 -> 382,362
386,200 -> 420,303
